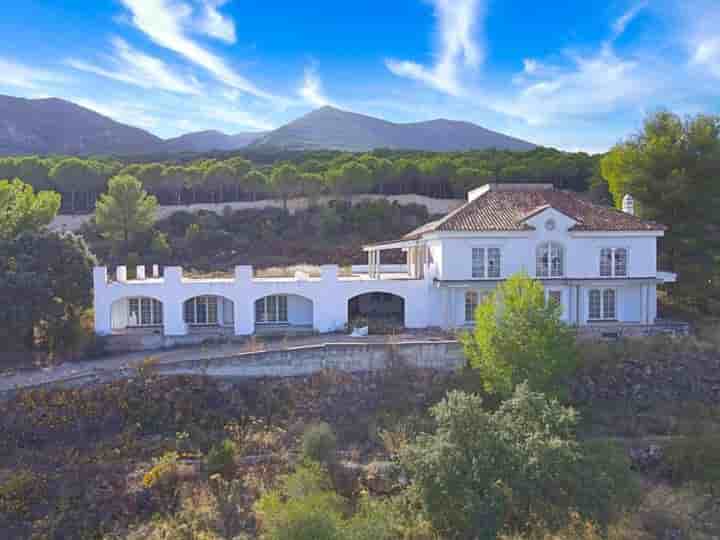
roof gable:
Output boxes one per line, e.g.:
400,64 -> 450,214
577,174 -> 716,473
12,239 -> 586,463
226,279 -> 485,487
402,187 -> 666,238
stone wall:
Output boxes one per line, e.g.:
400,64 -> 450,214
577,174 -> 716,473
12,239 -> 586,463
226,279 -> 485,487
576,321 -> 690,340
571,342 -> 720,404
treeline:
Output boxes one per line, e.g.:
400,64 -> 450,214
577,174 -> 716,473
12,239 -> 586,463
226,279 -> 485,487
0,147 -> 600,213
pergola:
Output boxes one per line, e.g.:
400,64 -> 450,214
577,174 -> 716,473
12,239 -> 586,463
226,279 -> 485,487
363,238 -> 428,279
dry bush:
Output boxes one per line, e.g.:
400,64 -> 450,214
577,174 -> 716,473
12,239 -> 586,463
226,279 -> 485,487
0,469 -> 48,519
499,513 -> 652,540
127,473 -> 252,540
143,451 -> 183,512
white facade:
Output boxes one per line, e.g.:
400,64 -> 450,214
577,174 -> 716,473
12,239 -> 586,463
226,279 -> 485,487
93,185 -> 676,340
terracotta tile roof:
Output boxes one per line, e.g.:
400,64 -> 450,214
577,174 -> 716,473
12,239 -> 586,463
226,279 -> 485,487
403,188 -> 666,236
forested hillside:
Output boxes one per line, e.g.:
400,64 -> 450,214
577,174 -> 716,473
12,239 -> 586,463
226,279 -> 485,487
0,147 -> 603,213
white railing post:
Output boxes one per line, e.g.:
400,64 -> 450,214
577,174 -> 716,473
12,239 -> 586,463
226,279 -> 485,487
162,267 -> 186,336
93,267 -> 111,335
234,266 -> 254,335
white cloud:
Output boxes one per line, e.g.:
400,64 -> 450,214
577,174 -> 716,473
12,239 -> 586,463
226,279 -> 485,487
490,47 -> 656,126
692,37 -> 720,78
119,0 -> 278,101
299,66 -> 331,107
522,59 -> 539,75
72,98 -> 161,130
610,1 -> 648,41
200,106 -> 275,131
66,37 -> 202,95
196,0 -> 236,43
385,0 -> 485,96
0,58 -> 64,90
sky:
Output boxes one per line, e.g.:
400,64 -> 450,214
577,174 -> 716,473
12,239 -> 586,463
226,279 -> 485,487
0,0 -> 718,153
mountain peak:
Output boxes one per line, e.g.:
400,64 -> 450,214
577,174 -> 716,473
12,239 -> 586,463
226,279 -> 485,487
0,94 -> 536,156
253,106 -> 535,152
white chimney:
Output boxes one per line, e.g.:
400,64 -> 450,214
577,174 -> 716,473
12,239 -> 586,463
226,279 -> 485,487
622,194 -> 634,215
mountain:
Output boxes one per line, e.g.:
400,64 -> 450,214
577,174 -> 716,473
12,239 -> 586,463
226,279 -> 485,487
0,96 -> 535,156
162,130 -> 266,153
251,106 -> 536,152
0,95 -> 162,156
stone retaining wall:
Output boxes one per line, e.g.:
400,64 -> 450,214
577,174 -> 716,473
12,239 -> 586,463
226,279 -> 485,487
155,340 -> 464,379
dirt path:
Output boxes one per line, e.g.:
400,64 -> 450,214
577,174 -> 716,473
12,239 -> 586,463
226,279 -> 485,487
0,331 -> 454,392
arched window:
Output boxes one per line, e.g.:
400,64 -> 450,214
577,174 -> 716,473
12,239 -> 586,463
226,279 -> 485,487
465,291 -> 478,322
536,242 -> 564,277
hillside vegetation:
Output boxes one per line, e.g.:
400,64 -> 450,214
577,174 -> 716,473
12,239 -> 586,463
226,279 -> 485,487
1,336 -> 719,539
0,147 -> 601,213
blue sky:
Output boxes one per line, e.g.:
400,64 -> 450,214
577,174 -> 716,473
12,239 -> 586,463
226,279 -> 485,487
1,0 -> 718,153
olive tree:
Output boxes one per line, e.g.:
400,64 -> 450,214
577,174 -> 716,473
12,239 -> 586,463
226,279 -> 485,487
401,385 -> 638,539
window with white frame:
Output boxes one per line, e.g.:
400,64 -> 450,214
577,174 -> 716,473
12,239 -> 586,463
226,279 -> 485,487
536,242 -> 564,277
464,291 -> 490,322
255,295 -> 288,323
128,297 -> 163,326
465,291 -> 478,322
600,248 -> 628,277
472,247 -> 501,278
588,289 -> 617,320
471,248 -> 485,278
184,296 -> 219,325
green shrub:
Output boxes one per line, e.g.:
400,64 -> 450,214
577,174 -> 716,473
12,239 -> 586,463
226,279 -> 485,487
206,438 -> 237,478
462,273 -> 578,398
663,434 -> 720,494
255,464 -> 344,540
301,422 -> 337,464
400,384 -> 639,540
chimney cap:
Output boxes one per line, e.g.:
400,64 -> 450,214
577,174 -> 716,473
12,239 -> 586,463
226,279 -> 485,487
622,194 -> 635,215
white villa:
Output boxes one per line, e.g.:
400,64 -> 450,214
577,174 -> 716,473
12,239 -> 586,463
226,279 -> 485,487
93,183 -> 677,347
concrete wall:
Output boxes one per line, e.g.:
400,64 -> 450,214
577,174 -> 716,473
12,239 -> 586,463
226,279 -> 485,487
50,193 -> 465,232
154,340 -> 465,379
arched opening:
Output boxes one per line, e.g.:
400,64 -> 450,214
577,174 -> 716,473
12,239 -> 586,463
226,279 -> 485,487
254,294 -> 314,335
183,295 -> 235,335
111,296 -> 163,333
348,292 -> 405,333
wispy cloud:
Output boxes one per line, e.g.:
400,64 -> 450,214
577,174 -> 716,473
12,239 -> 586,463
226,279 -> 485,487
196,0 -> 236,44
489,46 -> 657,126
299,66 -> 332,107
0,58 -> 64,90
200,105 -> 275,131
72,97 -> 161,130
66,37 -> 202,95
610,1 -> 648,41
119,0 -> 279,102
685,0 -> 720,80
692,37 -> 720,78
385,0 -> 485,96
